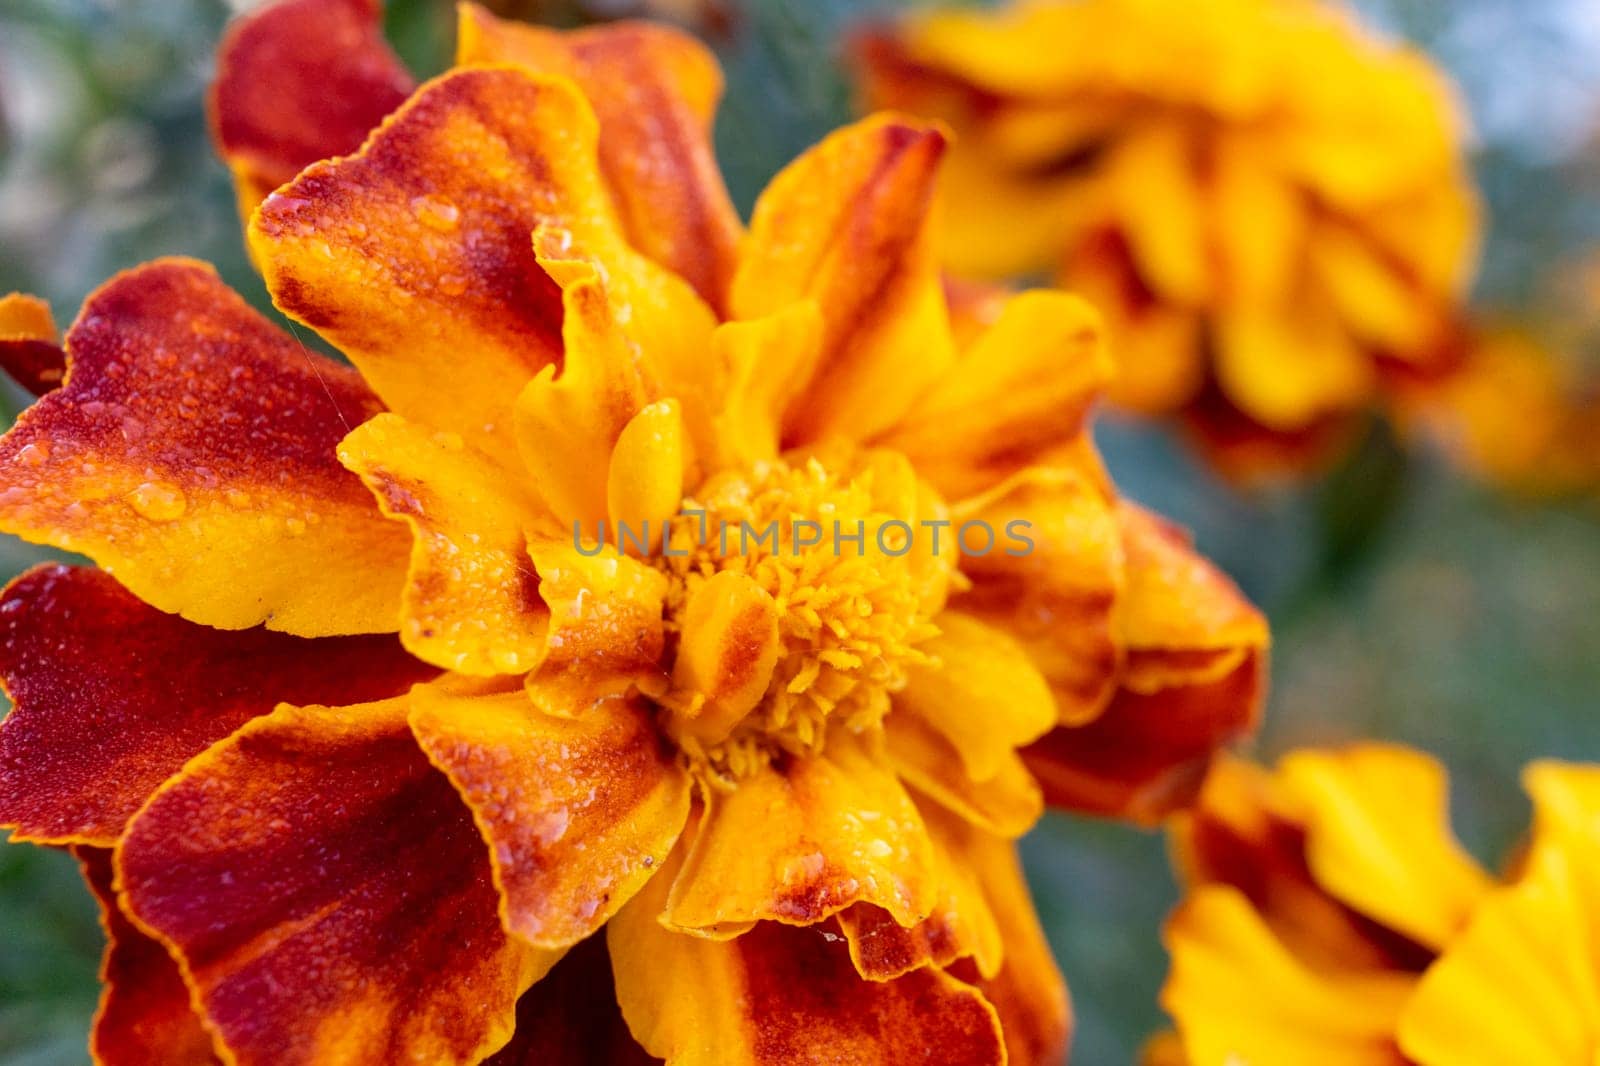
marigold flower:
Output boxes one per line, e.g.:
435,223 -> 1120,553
1416,326 -> 1600,496
1153,744 -> 1600,1064
0,2 -> 1266,1063
856,0 -> 1481,476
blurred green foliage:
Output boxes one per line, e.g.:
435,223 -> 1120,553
0,0 -> 1595,1062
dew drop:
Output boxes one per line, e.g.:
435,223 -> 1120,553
126,481 -> 187,522
14,442 -> 49,467
411,194 -> 460,232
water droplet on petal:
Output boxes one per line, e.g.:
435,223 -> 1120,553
127,481 -> 187,522
411,194 -> 460,232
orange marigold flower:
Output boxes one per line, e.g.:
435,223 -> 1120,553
1153,745 -> 1600,1064
1415,325 -> 1600,496
0,3 -> 1267,1064
856,0 -> 1481,477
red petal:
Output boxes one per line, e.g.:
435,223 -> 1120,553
0,259 -> 411,635
117,697 -> 540,1066
409,682 -> 690,950
457,6 -> 742,312
77,847 -> 220,1066
0,565 -> 434,846
210,0 -> 414,213
1025,650 -> 1265,823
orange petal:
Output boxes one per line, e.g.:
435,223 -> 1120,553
211,0 -> 413,215
524,540 -> 669,711
0,565 -> 431,847
511,236 -> 715,526
1173,754 -> 1434,973
947,822 -> 1072,1066
456,5 -> 742,312
951,464 -> 1123,725
409,681 -> 690,950
251,67 -> 590,463
886,709 -> 1045,839
731,114 -> 957,444
1025,650 -> 1265,823
611,842 -> 1006,1066
1115,501 -> 1269,664
664,731 -> 940,935
340,413 -> 551,674
712,302 -> 825,466
837,800 -> 1004,983
881,289 -> 1110,496
1161,886 -> 1414,1066
608,400 -> 689,548
1277,745 -> 1490,952
894,610 -> 1057,782
0,291 -> 66,395
77,847 -> 220,1066
483,933 -> 655,1065
118,695 -> 548,1066
667,570 -> 781,748
0,259 -> 410,635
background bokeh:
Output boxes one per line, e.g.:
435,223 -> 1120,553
0,0 -> 1596,1061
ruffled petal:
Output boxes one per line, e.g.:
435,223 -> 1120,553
484,934 -> 655,1065
611,844 -> 1006,1066
409,680 -> 690,950
837,800 -> 1003,983
0,291 -> 66,395
1396,876 -> 1598,1065
456,5 -> 741,312
894,610 -> 1057,782
251,68 -> 581,462
712,302 -> 824,466
1024,499 -> 1269,821
948,822 -> 1072,1066
880,289 -> 1111,498
1277,744 -> 1490,952
664,733 -> 940,935
0,259 -> 409,635
77,848 -> 220,1066
1114,501 -> 1269,664
1396,765 -> 1600,1065
1162,886 -> 1413,1066
886,709 -> 1045,839
513,246 -> 713,526
523,540 -> 669,712
951,464 -> 1123,725
340,413 -> 550,674
1025,650 -> 1264,823
1173,754 -> 1434,973
0,565 -> 432,846
210,0 -> 413,215
117,696 -> 547,1066
730,114 -> 957,444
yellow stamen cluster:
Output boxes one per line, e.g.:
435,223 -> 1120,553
650,450 -> 954,784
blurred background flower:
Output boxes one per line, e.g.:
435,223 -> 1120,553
0,0 -> 1595,1062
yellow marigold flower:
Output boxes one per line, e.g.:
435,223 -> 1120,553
0,2 -> 1267,1064
1154,744 -> 1600,1065
856,0 -> 1481,476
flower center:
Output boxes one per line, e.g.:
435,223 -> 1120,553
647,446 -> 955,785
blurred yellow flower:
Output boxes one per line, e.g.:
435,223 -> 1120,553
1417,326 -> 1600,495
857,0 -> 1480,476
1154,744 -> 1600,1064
